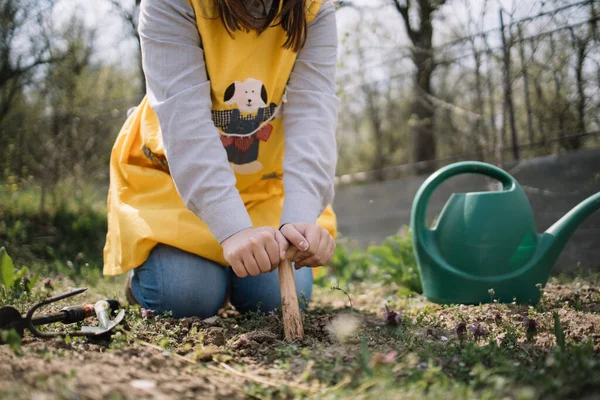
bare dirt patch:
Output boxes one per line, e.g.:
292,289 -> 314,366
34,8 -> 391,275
1,279 -> 599,399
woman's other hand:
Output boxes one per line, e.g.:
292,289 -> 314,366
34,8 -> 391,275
222,227 -> 288,278
280,223 -> 335,269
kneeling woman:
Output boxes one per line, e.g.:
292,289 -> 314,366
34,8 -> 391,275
103,0 -> 339,318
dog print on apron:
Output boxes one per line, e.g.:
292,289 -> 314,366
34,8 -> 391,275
213,78 -> 281,174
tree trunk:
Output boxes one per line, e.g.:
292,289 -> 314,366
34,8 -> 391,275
498,103 -> 506,168
110,0 -> 144,99
572,30 -> 587,138
552,69 -> 566,143
393,0 -> 443,174
549,34 -> 579,150
484,38 -> 499,162
471,40 -> 486,160
410,27 -> 436,173
517,24 -> 534,145
367,90 -> 386,181
499,11 -> 519,161
534,75 -> 547,145
530,38 -> 547,146
40,180 -> 46,214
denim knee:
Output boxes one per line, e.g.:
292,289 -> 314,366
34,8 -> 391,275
130,244 -> 229,319
229,266 -> 313,314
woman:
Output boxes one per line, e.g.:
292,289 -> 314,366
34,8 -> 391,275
103,0 -> 339,318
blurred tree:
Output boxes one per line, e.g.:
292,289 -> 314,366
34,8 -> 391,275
0,0 -> 60,122
0,13 -> 138,211
33,18 -> 96,210
355,17 -> 409,180
108,0 -> 144,98
570,27 -> 592,142
392,0 -> 447,173
34,17 -> 137,210
334,9 -> 411,179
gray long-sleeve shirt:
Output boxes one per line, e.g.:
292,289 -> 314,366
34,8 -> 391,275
138,0 -> 339,243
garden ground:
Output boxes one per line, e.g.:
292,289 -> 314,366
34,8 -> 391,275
1,272 -> 599,400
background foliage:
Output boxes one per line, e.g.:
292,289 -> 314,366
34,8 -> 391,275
317,228 -> 422,292
0,0 -> 598,280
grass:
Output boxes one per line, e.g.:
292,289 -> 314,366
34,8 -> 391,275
316,227 -> 421,294
0,182 -> 108,278
1,261 -> 599,399
1,185 -> 599,399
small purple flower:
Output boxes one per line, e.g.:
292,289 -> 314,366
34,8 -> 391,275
141,308 -> 156,320
523,316 -> 540,340
382,350 -> 398,364
20,273 -> 34,287
496,333 -> 505,346
494,312 -> 503,324
522,316 -> 540,331
382,308 -> 403,326
268,309 -> 280,322
469,323 -> 485,337
43,278 -> 54,290
455,321 -> 467,335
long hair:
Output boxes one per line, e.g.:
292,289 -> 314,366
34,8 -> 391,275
214,0 -> 307,52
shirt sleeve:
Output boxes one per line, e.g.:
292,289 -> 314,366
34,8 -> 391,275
138,0 -> 253,243
280,2 -> 339,227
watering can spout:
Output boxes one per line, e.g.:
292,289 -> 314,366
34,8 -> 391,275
543,192 -> 600,255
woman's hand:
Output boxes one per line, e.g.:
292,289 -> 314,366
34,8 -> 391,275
280,223 -> 335,269
222,227 -> 288,278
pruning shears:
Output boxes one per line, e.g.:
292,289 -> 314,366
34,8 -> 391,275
0,288 -> 125,340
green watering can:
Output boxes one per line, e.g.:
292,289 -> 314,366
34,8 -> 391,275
410,161 -> 600,304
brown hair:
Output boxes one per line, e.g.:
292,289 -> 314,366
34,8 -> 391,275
214,0 -> 307,52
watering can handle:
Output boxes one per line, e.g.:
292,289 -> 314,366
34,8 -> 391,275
411,162 -> 517,237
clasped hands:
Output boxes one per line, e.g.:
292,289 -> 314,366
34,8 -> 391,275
221,223 -> 335,278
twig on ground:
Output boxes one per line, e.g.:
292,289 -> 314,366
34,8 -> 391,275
210,374 -> 260,399
138,340 -> 223,362
209,363 -> 318,393
139,340 -> 318,394
319,375 -> 352,396
351,379 -> 382,396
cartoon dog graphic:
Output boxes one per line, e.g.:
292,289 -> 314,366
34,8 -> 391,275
225,77 -> 268,113
212,78 -> 278,175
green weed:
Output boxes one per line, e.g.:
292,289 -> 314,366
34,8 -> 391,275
320,227 -> 421,294
0,189 -> 107,273
0,246 -> 39,301
0,328 -> 23,355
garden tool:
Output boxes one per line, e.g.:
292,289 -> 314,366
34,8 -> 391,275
81,300 -> 122,334
278,259 -> 304,341
410,161 -> 600,305
0,287 -> 124,340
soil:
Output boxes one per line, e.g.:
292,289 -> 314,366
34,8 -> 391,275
0,279 -> 599,399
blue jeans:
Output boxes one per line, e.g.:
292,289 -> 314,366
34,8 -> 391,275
130,244 -> 313,318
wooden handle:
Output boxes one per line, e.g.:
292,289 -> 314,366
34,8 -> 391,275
278,259 -> 304,341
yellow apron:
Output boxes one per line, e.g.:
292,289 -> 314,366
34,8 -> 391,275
103,0 -> 336,276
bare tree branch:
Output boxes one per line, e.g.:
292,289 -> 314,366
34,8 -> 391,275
0,0 -> 60,121
109,0 -> 141,44
392,0 -> 418,43
107,0 -> 144,97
